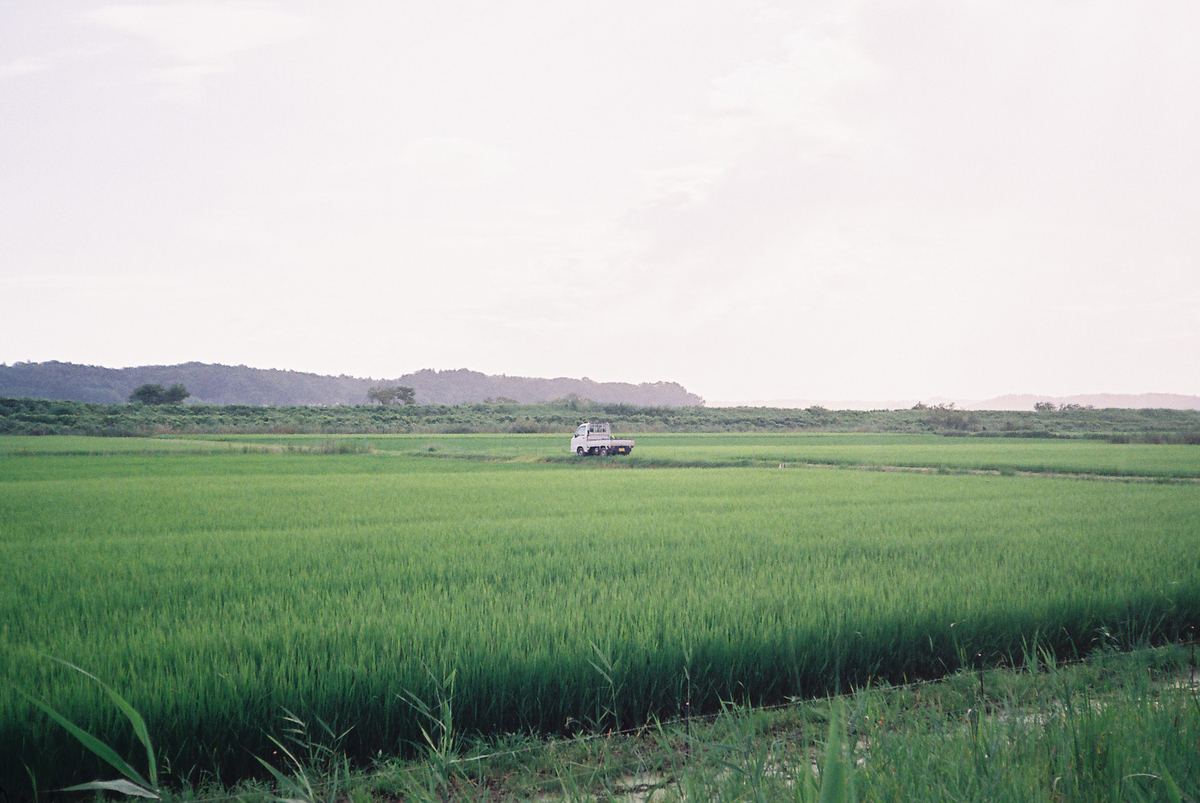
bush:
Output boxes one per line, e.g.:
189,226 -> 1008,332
129,383 -> 189,405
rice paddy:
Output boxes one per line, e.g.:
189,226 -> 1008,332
1,433 -> 1197,791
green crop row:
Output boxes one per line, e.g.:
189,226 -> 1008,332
133,431 -> 1200,478
5,431 -> 1200,476
1,437 -> 1198,792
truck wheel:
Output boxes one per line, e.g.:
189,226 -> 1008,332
602,447 -> 612,456
577,447 -> 585,456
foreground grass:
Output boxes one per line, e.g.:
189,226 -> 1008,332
40,642 -> 1194,802
361,642 -> 1200,802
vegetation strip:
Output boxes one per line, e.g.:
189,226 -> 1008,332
4,395 -> 1200,440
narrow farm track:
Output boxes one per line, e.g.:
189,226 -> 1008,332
790,460 -> 1200,483
530,454 -> 1200,483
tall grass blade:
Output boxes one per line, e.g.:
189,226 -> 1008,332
59,779 -> 161,798
49,657 -> 158,790
254,734 -> 316,803
1159,763 -> 1184,803
18,692 -> 156,795
817,702 -> 855,803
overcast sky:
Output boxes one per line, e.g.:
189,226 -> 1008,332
2,2 -> 1198,403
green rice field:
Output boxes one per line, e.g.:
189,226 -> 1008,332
2,433 -> 1198,790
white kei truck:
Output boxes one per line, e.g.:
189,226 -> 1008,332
570,422 -> 635,456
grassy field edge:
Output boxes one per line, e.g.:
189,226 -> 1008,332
18,641 -> 1194,802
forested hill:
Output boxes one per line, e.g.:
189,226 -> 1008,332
0,361 -> 704,407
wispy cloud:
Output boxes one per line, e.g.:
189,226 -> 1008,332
394,136 -> 517,190
635,20 -> 882,216
0,60 -> 48,82
84,2 -> 308,89
706,27 -> 880,138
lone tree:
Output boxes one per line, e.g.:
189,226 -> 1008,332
129,383 -> 190,405
367,385 -> 416,405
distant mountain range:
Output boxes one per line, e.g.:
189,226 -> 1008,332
711,393 -> 1200,411
945,393 -> 1200,411
6,362 -> 1194,411
0,361 -> 705,407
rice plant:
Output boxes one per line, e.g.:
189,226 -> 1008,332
1,436 -> 1197,793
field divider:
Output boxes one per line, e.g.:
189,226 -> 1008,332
529,453 -> 1200,482
795,462 -> 1200,483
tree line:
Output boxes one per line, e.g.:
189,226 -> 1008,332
3,395 -> 1199,441
129,383 -> 191,405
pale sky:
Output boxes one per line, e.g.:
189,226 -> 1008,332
2,1 -> 1198,404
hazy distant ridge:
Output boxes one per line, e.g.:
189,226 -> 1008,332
963,393 -> 1200,411
0,361 -> 704,407
714,393 -> 1200,411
